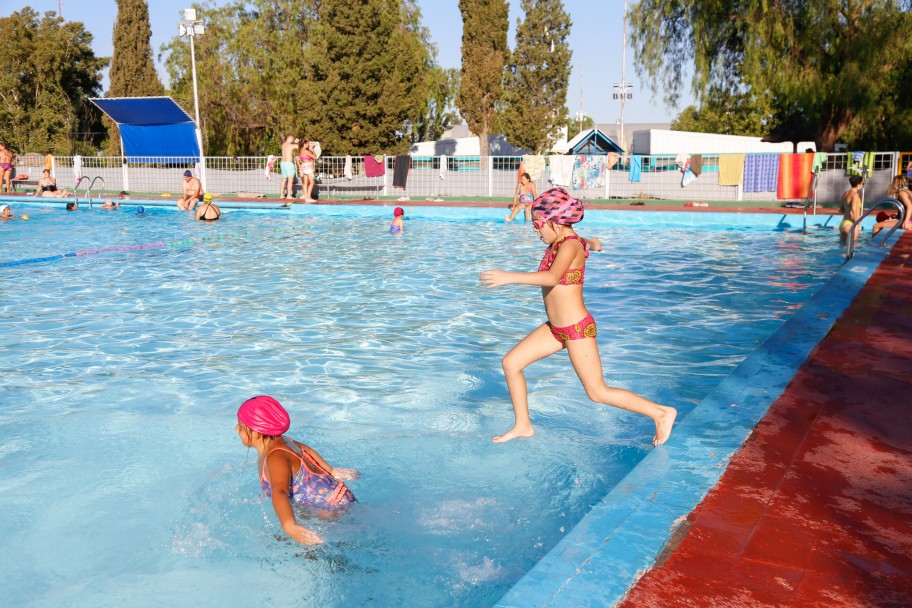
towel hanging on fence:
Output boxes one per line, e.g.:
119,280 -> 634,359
777,153 -> 814,200
811,152 -> 828,173
548,155 -> 574,187
364,155 -> 385,177
343,155 -> 353,180
439,155 -> 448,180
718,154 -> 745,186
606,152 -> 619,170
571,155 -> 605,190
264,155 -> 276,181
73,155 -> 83,186
194,162 -> 202,180
681,168 -> 697,187
846,151 -> 875,177
629,155 -> 643,183
523,155 -> 547,180
392,155 -> 411,188
743,153 -> 779,192
690,154 -> 703,177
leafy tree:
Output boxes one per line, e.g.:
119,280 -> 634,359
670,88 -> 773,137
0,8 -> 107,154
457,0 -> 509,156
162,1 -> 318,156
412,66 -> 460,143
297,0 -> 430,154
106,0 -> 165,154
499,0 -> 572,153
630,0 -> 912,151
563,114 -> 594,140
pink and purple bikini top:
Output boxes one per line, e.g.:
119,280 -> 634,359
260,442 -> 355,511
538,234 -> 589,285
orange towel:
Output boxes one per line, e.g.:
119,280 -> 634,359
777,153 -> 814,200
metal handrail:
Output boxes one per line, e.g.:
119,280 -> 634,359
73,175 -> 90,201
85,177 -> 105,206
802,169 -> 821,232
845,197 -> 906,261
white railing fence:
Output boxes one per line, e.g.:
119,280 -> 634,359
10,152 -> 907,203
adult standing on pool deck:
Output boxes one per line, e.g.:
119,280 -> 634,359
480,189 -> 676,445
0,142 -> 14,193
280,135 -> 299,200
839,175 -> 864,244
177,170 -> 202,210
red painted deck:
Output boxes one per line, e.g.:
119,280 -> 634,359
619,232 -> 912,607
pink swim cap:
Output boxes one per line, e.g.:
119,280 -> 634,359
531,188 -> 584,225
237,395 -> 290,436
393,207 -> 404,217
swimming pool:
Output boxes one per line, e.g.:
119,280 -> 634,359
0,203 -> 849,606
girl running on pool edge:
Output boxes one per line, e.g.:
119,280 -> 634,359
236,395 -> 359,544
480,189 -> 676,446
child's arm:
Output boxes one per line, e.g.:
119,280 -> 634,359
298,442 -> 360,481
480,240 -> 582,288
264,451 -> 323,544
511,183 -> 521,205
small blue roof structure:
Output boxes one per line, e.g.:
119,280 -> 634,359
566,128 -> 624,155
90,97 -> 200,159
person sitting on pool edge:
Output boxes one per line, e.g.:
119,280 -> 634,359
872,175 -> 912,236
32,169 -> 72,197
195,193 -> 221,221
177,170 -> 202,210
235,395 -> 359,545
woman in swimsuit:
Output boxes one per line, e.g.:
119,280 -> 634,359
872,175 -> 912,236
839,175 -> 864,244
480,188 -> 676,446
33,169 -> 71,197
236,395 -> 359,545
297,140 -> 317,203
0,142 -> 14,193
505,172 -> 537,223
195,193 -> 221,221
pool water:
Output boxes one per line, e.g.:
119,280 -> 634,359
0,205 -> 843,607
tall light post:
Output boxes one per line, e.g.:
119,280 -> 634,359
178,9 -> 206,191
612,0 -> 634,153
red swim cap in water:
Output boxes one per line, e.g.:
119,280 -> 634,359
238,395 -> 290,436
394,207 -> 404,217
531,188 -> 584,225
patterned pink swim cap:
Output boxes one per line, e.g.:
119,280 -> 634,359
531,188 -> 584,225
237,395 -> 290,436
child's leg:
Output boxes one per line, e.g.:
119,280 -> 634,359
566,338 -> 676,446
494,323 -> 564,443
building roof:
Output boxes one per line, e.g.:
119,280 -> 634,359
561,128 -> 624,155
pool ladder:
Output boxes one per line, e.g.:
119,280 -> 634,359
74,176 -> 106,207
844,197 -> 906,261
801,169 -> 821,232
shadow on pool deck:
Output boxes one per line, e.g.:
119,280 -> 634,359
618,231 -> 912,608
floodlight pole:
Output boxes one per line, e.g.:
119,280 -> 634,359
179,10 -> 207,192
613,0 -> 634,153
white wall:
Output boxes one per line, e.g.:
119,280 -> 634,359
633,129 -> 815,155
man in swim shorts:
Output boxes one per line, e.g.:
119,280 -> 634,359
177,170 -> 202,210
280,135 -> 299,200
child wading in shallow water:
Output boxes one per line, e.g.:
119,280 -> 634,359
236,395 -> 359,544
480,189 -> 676,445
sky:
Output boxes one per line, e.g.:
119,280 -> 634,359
14,0 -> 694,127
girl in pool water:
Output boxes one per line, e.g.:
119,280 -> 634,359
480,189 -> 676,445
236,395 -> 359,545
389,206 -> 405,233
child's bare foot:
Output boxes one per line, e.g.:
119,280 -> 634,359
493,423 -> 535,443
504,214 -> 513,222
653,406 -> 677,446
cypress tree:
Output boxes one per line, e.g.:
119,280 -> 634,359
457,0 -> 509,157
297,0 -> 430,154
107,0 -> 164,154
499,0 -> 572,154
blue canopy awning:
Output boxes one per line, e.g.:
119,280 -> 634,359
90,97 -> 201,159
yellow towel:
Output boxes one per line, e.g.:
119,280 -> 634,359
719,154 -> 746,186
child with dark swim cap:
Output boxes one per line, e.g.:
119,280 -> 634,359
480,188 -> 676,446
236,395 -> 358,545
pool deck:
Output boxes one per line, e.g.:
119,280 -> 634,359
618,231 -> 912,607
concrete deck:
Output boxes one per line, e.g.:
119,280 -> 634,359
618,232 -> 912,608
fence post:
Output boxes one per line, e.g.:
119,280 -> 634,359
488,156 -> 494,197
122,158 -> 130,192
604,160 -> 610,200
382,155 -> 388,197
